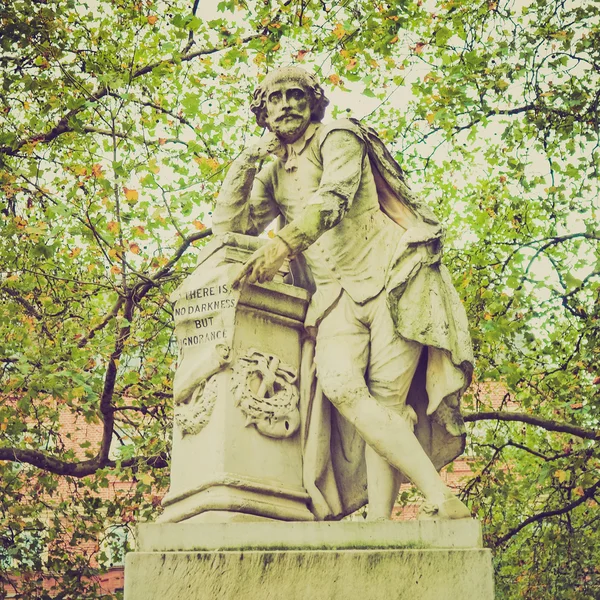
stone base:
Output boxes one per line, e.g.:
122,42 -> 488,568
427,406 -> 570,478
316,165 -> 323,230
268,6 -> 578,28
158,474 -> 314,524
125,521 -> 494,600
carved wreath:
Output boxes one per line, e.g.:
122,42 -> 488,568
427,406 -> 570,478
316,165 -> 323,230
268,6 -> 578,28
231,349 -> 300,439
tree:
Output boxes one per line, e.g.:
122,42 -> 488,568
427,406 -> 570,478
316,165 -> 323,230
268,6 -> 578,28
0,0 -> 598,597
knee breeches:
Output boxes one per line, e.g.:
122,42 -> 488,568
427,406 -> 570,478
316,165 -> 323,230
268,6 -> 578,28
314,291 -> 422,422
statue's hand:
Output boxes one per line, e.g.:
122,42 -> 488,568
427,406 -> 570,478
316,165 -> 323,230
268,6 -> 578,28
245,132 -> 284,162
231,237 -> 290,289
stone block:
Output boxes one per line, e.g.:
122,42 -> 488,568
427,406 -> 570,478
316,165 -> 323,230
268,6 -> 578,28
162,235 -> 314,524
125,521 -> 494,600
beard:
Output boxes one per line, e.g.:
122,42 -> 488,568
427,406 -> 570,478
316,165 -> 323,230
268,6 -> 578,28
270,114 -> 310,141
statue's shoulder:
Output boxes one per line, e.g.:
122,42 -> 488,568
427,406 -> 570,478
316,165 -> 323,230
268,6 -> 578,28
317,118 -> 366,145
256,159 -> 277,185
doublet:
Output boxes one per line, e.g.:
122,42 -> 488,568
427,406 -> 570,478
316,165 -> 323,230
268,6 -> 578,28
212,119 -> 405,327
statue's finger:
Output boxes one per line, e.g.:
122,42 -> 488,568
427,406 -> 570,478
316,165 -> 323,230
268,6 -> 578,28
248,262 -> 262,284
258,269 -> 274,284
231,261 -> 253,289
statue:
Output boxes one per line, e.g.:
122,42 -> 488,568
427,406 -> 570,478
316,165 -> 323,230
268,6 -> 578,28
212,66 -> 474,521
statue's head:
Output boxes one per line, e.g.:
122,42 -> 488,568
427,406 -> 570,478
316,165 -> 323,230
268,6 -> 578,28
251,66 -> 330,143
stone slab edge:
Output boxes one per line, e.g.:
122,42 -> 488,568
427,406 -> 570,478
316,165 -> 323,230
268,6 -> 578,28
137,519 -> 483,552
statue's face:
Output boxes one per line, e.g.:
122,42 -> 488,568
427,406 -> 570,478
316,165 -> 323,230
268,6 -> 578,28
263,80 -> 312,143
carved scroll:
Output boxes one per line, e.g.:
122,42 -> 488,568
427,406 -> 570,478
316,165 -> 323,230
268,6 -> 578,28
175,375 -> 219,437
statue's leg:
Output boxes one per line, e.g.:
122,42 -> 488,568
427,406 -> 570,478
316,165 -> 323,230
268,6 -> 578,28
318,373 -> 455,509
314,293 -> 396,520
365,445 -> 403,520
364,293 -> 422,520
316,293 -> 469,518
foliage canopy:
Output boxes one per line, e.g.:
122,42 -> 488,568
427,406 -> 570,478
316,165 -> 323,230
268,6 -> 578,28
1,0 -> 599,597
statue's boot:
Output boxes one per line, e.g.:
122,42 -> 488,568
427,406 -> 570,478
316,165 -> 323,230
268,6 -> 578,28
330,383 -> 470,519
419,496 -> 471,520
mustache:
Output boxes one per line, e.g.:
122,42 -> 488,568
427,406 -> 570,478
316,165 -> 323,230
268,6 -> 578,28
275,113 -> 302,122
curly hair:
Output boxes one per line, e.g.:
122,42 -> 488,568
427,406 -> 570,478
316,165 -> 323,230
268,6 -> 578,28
251,67 -> 330,128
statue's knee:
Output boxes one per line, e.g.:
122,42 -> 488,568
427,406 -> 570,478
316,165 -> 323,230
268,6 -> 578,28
319,373 -> 368,409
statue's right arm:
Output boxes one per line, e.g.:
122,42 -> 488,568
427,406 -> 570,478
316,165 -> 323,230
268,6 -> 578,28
212,141 -> 281,236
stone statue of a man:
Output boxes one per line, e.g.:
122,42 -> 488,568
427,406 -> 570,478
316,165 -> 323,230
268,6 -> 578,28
212,66 -> 474,520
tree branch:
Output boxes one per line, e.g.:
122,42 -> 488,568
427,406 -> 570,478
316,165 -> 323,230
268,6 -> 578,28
77,296 -> 125,348
0,35 -> 259,158
182,0 -> 202,54
464,411 -> 600,440
0,285 -> 54,339
131,228 -> 213,302
496,479 -> 600,545
0,447 -> 168,476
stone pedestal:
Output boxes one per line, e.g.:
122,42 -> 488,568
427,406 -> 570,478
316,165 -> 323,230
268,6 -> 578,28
160,233 -> 313,524
125,520 -> 494,600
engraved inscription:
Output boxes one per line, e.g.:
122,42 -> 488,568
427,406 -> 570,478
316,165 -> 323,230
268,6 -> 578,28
175,283 -> 236,350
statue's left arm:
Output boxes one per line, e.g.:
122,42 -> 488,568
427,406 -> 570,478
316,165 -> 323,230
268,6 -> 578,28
276,129 -> 362,254
233,129 -> 364,288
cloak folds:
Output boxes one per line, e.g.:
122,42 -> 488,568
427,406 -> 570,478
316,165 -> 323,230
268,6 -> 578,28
299,119 -> 474,521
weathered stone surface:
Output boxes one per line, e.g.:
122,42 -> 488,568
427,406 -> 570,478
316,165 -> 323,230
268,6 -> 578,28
161,234 -> 314,524
126,549 -> 494,600
125,521 -> 494,600
137,519 -> 484,552
211,66 -> 475,521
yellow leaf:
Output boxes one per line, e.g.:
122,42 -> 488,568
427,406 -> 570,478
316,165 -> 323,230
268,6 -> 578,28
426,113 -> 435,124
24,101 -> 30,110
332,22 -> 346,39
92,163 -> 104,178
328,73 -> 341,86
111,264 -> 122,275
272,42 -> 280,52
194,156 -> 219,171
158,137 -> 167,145
267,230 -> 275,239
147,15 -> 158,25
138,472 -> 153,485
554,470 -> 567,483
72,386 -> 85,398
107,221 -> 119,234
123,187 -> 139,203
193,220 -> 206,231
129,242 -> 140,254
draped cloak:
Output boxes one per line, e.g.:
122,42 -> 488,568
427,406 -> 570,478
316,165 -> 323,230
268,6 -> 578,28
296,119 -> 474,520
